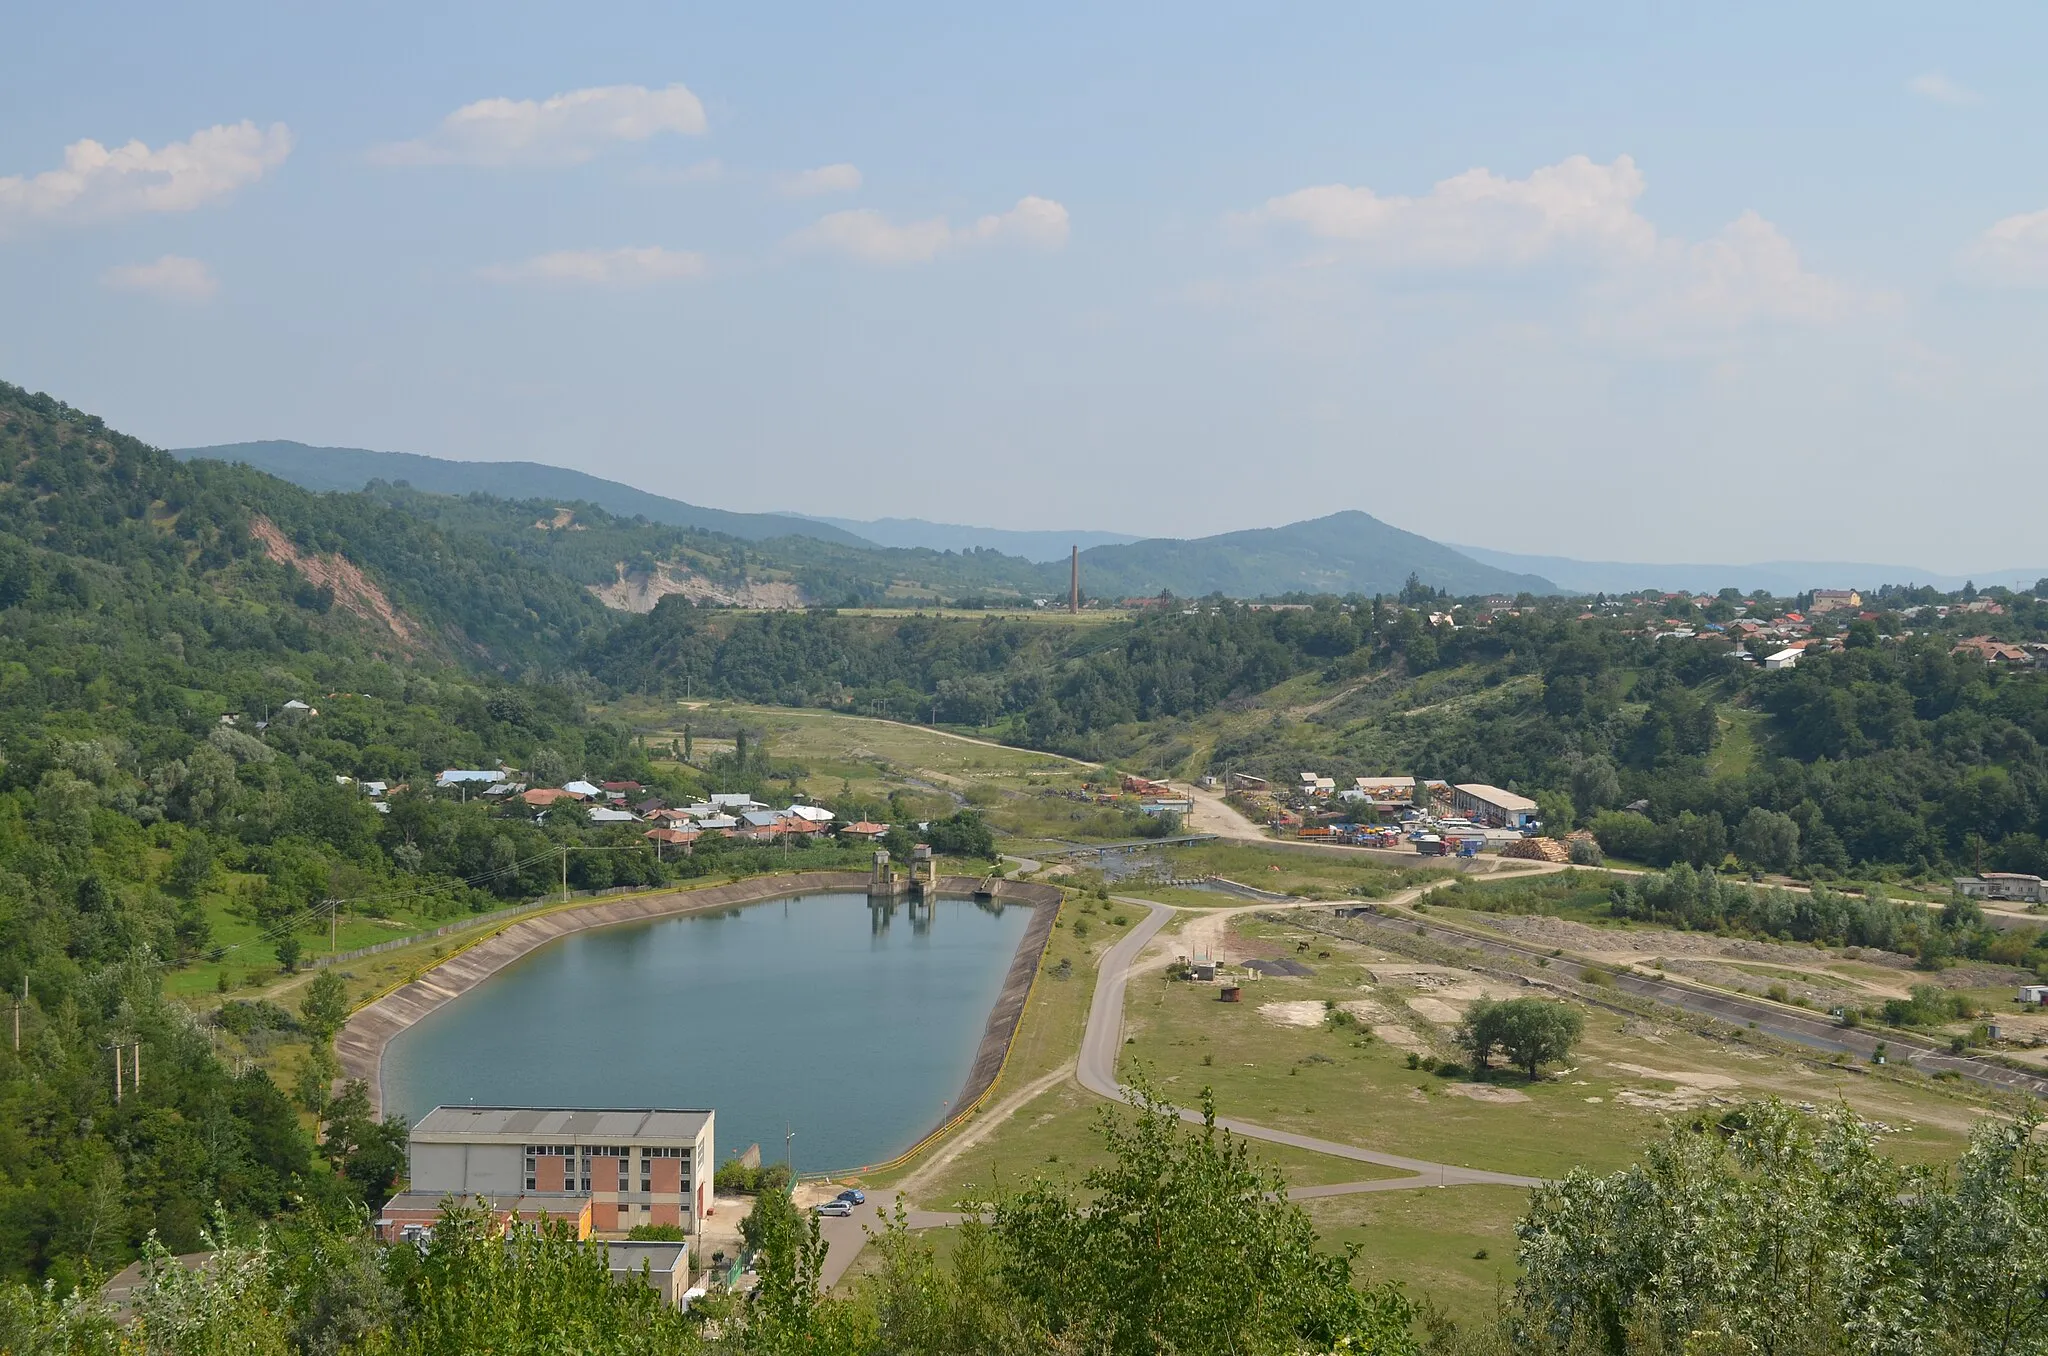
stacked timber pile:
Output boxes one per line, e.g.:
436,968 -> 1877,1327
1500,837 -> 1571,863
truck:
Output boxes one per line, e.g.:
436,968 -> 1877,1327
1414,834 -> 1447,857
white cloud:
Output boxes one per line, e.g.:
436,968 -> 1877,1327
0,121 -> 291,234
1243,155 -> 1874,337
1246,154 -> 1656,266
100,254 -> 219,301
372,84 -> 706,167
477,246 -> 706,286
1960,207 -> 2048,286
791,195 -> 1069,264
779,163 -> 862,197
1907,71 -> 1980,105
1593,212 -> 1872,338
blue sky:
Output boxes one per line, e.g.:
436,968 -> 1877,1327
3,2 -> 2045,568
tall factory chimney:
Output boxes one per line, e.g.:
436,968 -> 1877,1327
1069,546 -> 1079,614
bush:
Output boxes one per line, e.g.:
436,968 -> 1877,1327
627,1222 -> 686,1241
713,1158 -> 794,1195
1567,837 -> 1605,867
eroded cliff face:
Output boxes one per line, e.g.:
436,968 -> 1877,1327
587,559 -> 805,612
248,515 -> 420,642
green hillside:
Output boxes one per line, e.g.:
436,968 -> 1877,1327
174,439 -> 875,547
178,441 -> 1558,602
1066,510 -> 1558,599
0,383 -> 858,1285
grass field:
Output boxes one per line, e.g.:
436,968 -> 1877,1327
1121,911 -> 1994,1172
1304,1186 -> 1529,1328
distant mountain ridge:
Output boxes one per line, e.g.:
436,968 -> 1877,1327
784,514 -> 1139,563
1070,512 -> 1556,599
1452,545 -> 2048,597
174,439 -> 1556,599
173,440 -> 875,547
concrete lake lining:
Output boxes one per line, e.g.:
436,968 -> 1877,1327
335,872 -> 1065,1133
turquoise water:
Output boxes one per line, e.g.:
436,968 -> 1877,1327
380,892 -> 1032,1172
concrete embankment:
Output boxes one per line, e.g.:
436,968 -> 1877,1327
335,871 -> 1063,1117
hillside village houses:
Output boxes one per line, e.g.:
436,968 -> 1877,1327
414,761 -> 866,852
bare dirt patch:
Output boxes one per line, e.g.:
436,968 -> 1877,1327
1443,1083 -> 1531,1105
1615,1086 -> 1715,1112
1368,964 -> 1522,1004
1607,1062 -> 1739,1090
1259,1000 -> 1328,1028
1373,1025 -> 1432,1054
1406,996 -> 1464,1026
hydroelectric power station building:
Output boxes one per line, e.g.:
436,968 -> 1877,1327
377,1106 -> 715,1241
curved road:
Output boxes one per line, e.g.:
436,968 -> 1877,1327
816,890 -> 1540,1288
1079,898 -> 1542,1192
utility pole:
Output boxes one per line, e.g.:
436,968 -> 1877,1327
130,1041 -> 141,1093
12,977 -> 22,1051
561,846 -> 570,904
105,1044 -> 123,1104
329,899 -> 339,956
784,1126 -> 795,1178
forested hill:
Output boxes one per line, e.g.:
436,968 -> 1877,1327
2,386 -> 612,674
0,381 -> 627,1284
175,439 -> 875,546
1067,511 -> 1558,600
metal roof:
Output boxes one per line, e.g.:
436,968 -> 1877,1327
604,1241 -> 687,1273
412,1106 -> 713,1142
1452,783 -> 1540,813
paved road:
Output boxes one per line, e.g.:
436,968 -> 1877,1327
1077,899 -> 1542,1190
816,1205 -> 963,1288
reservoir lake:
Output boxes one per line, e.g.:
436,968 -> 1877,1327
380,892 -> 1032,1173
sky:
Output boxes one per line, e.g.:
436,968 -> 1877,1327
3,2 -> 2046,570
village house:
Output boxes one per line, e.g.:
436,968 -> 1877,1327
1954,872 -> 2048,904
1954,636 -> 2032,664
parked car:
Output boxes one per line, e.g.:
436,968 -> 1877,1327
836,1189 -> 866,1205
815,1199 -> 854,1217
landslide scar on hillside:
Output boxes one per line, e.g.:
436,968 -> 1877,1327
248,515 -> 419,643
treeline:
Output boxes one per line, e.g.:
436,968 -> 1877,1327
583,600 -> 1371,752
1453,865 -> 2043,971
